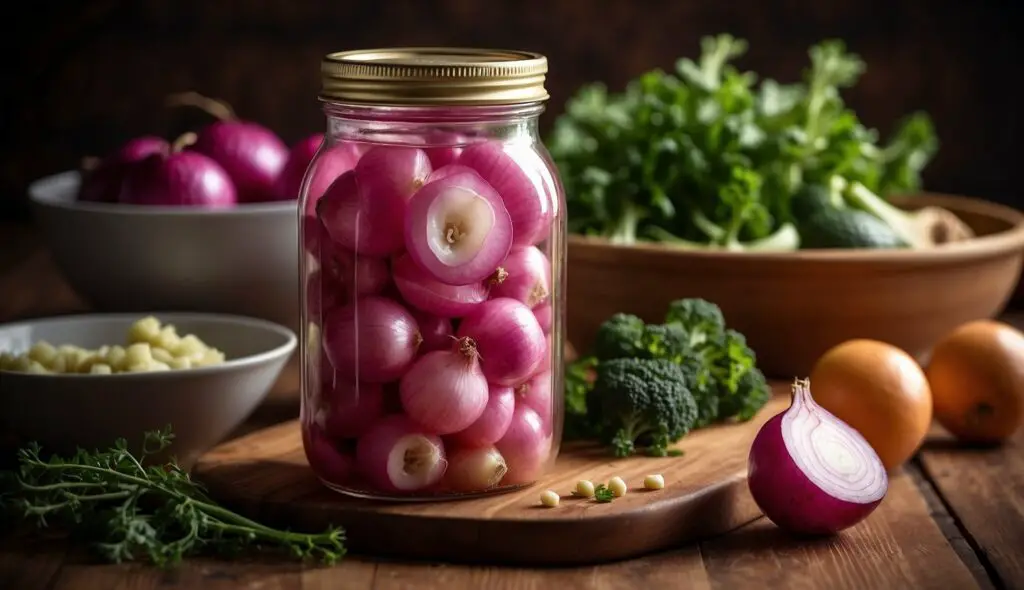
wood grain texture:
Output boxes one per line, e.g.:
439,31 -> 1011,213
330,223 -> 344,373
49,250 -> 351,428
918,429 -> 1024,590
191,393 -> 790,566
700,472 -> 981,590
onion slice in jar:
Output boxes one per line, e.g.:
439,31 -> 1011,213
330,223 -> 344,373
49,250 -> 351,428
457,141 -> 555,246
391,252 -> 490,318
747,378 -> 888,536
356,415 -> 447,493
404,170 -> 513,286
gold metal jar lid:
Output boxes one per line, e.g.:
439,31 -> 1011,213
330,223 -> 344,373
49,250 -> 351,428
320,47 -> 549,106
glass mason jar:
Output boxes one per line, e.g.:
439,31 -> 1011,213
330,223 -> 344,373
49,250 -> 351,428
298,48 -> 566,500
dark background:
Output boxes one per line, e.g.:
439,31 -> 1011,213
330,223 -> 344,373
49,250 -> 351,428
0,0 -> 1020,222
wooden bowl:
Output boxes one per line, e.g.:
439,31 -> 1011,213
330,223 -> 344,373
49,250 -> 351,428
566,193 -> 1024,379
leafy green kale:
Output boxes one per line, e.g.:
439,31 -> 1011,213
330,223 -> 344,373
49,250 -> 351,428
547,34 -> 938,251
592,358 -> 698,457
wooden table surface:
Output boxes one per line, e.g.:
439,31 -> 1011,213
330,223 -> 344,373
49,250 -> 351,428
2,222 -> 1023,590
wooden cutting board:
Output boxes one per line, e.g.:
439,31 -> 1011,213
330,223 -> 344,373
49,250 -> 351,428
192,385 -> 789,566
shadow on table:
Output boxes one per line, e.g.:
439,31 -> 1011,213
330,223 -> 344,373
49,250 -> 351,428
699,518 -> 844,555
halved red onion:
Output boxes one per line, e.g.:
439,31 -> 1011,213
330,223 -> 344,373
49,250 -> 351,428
456,298 -> 546,387
321,296 -> 421,383
490,245 -> 551,309
391,252 -> 489,318
404,170 -> 513,286
356,415 -> 447,493
748,379 -> 888,536
457,141 -> 555,246
318,146 -> 431,257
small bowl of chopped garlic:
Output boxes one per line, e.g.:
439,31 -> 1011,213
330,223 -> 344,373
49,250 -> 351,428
0,313 -> 296,468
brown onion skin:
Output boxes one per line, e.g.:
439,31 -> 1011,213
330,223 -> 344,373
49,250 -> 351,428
747,412 -> 885,536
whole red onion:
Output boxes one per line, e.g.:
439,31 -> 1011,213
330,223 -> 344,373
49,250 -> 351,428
78,136 -> 170,203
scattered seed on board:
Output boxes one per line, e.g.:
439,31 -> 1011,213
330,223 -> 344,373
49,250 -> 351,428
644,474 -> 665,490
575,479 -> 596,498
608,476 -> 628,497
540,490 -> 560,507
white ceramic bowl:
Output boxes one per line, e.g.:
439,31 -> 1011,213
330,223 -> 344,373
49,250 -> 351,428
0,312 -> 296,468
27,171 -> 301,330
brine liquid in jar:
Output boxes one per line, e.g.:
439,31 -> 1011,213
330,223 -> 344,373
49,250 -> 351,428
298,48 -> 567,500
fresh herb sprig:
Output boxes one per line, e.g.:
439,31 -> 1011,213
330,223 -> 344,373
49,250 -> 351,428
0,427 -> 345,567
592,484 -> 615,503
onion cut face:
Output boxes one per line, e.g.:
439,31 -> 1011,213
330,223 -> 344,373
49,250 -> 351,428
404,170 -> 513,286
399,337 -> 490,435
457,141 -> 555,246
391,252 -> 489,318
748,378 -> 888,536
456,298 -> 546,387
321,296 -> 421,383
356,415 -> 447,493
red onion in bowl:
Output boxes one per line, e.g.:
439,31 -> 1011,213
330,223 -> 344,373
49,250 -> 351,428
120,133 -> 237,208
319,380 -> 386,439
79,135 -> 170,203
457,141 -> 555,246
322,296 -> 421,383
456,298 -> 546,387
356,415 -> 447,493
404,170 -> 513,286
410,310 -> 454,353
496,405 -> 551,485
399,337 -> 490,435
166,91 -> 289,203
748,379 -> 888,536
490,245 -> 551,309
391,252 -> 489,318
449,384 -> 516,447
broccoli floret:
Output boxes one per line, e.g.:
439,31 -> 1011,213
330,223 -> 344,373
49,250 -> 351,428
592,358 -> 698,457
704,329 -> 771,421
665,298 -> 726,347
719,367 -> 771,421
592,313 -> 646,360
638,323 -> 690,364
677,354 -> 720,428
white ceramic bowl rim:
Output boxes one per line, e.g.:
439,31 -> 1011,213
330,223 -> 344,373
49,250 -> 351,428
28,171 -> 300,217
0,311 -> 298,380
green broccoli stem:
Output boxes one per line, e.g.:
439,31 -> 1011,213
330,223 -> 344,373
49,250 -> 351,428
647,223 -> 800,252
605,202 -> 642,245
